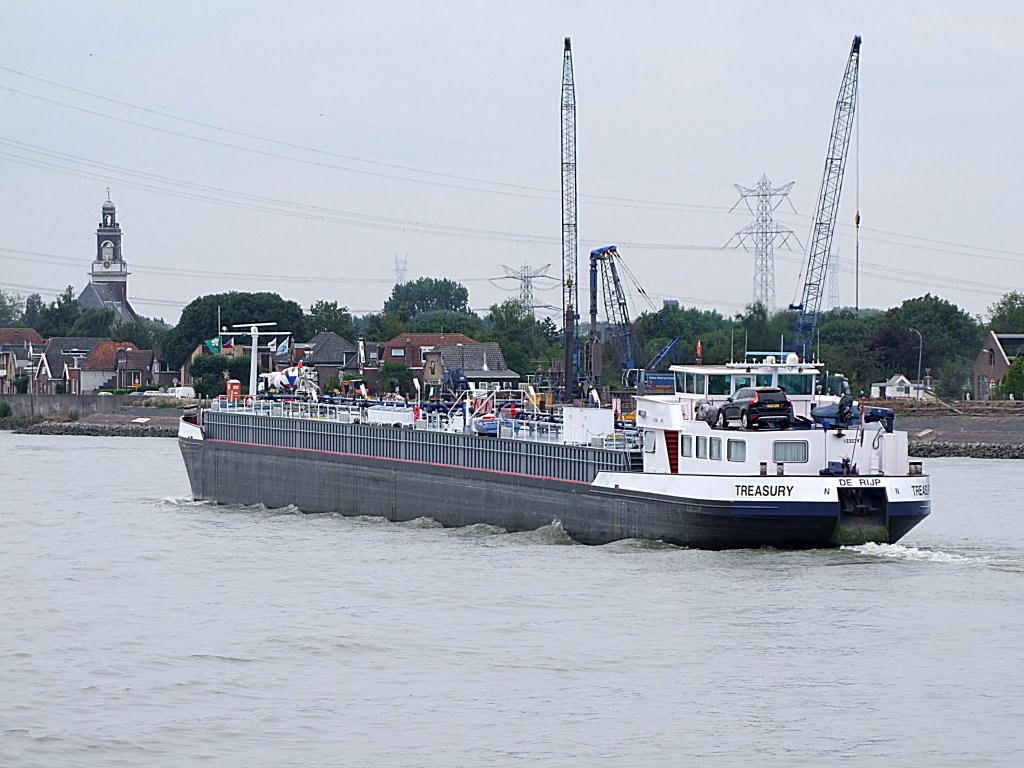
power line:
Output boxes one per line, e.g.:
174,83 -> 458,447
728,174 -> 798,312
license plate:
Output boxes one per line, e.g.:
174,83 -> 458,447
766,403 -> 780,408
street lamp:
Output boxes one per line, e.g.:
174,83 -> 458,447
909,328 -> 923,399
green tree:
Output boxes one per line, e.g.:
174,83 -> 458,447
189,354 -> 229,398
0,289 -> 24,326
988,291 -> 1024,333
999,357 -> 1024,400
377,362 -> 415,397
161,292 -> 307,370
112,315 -> 170,350
632,304 -> 730,366
71,307 -> 116,337
485,300 -> 560,380
407,309 -> 488,338
306,300 -> 359,341
22,293 -> 43,329
36,286 -> 82,338
890,294 -> 982,395
226,355 -> 258,382
383,277 -> 470,319
360,312 -> 406,341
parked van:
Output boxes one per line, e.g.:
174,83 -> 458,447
170,386 -> 196,399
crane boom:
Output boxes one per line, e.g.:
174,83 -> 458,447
791,35 -> 861,358
561,37 -> 579,397
588,245 -> 641,388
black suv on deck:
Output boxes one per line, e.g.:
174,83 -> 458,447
715,387 -> 792,429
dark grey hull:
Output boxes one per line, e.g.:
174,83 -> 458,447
179,437 -> 929,550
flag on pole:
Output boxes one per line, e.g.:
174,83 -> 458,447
266,338 -> 277,351
223,337 -> 235,349
204,337 -> 221,354
276,338 -> 290,356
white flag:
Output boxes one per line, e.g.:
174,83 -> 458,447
266,337 -> 277,351
276,338 -> 290,355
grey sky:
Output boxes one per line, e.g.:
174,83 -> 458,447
2,2 -> 1021,325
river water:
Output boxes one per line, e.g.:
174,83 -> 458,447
2,432 -> 1023,767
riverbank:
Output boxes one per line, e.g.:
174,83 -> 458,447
1,417 -> 177,438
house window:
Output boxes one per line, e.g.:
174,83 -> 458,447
696,435 -> 708,459
391,348 -> 405,358
709,436 -> 722,460
681,434 -> 693,457
429,361 -> 437,376
773,440 -> 808,463
727,439 -> 746,462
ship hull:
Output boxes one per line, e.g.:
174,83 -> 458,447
179,436 -> 929,550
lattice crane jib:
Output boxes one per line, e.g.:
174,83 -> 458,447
561,37 -> 578,393
791,35 -> 861,358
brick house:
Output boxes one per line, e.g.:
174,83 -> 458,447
974,330 -> 1024,400
381,332 -> 475,392
33,337 -> 108,394
0,328 -> 44,394
303,331 -> 358,391
422,342 -> 520,397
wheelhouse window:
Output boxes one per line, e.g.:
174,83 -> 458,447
709,436 -> 722,460
732,376 -> 752,391
727,439 -> 746,462
708,375 -> 730,395
681,434 -> 693,457
696,435 -> 708,459
756,374 -> 773,387
778,374 -> 814,396
643,430 -> 656,453
773,440 -> 808,463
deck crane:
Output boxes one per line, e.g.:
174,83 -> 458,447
789,35 -> 861,359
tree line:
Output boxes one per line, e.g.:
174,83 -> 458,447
4,280 -> 1024,399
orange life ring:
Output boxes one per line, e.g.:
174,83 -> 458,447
244,396 -> 254,407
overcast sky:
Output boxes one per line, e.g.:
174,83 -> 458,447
2,2 -> 1021,326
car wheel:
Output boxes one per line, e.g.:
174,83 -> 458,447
715,408 -> 726,428
742,410 -> 753,429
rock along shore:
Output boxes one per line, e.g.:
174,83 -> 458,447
908,441 -> 1024,459
1,418 -> 177,438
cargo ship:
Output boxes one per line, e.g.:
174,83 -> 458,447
178,356 -> 930,550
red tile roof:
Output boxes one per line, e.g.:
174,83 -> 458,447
82,341 -> 138,371
0,327 -> 44,345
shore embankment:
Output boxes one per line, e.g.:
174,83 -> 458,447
2,417 -> 178,438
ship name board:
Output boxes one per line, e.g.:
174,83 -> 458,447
735,484 -> 794,497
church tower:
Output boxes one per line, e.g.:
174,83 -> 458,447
78,191 -> 138,324
90,193 -> 130,303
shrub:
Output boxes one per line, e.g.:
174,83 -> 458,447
0,400 -> 11,418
